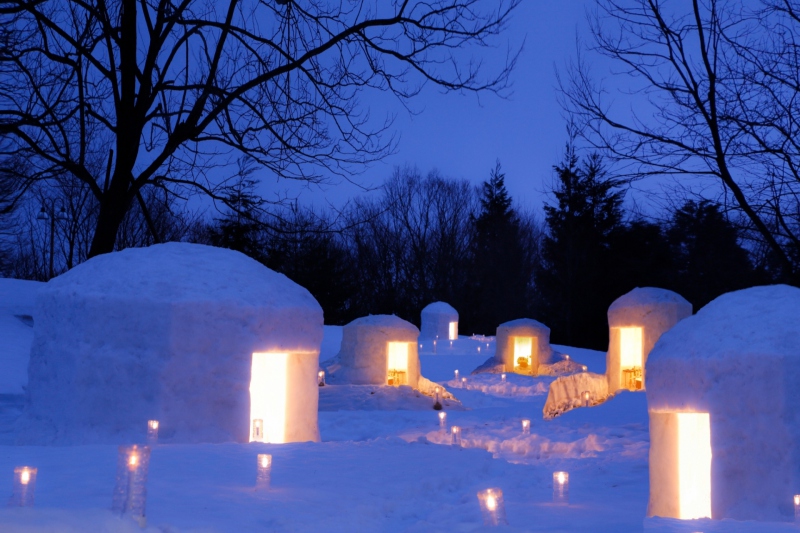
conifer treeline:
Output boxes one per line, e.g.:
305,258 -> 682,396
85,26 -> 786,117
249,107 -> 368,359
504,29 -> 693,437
204,152 -> 769,350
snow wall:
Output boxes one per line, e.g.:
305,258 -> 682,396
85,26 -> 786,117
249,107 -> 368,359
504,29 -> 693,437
17,243 -> 324,445
326,315 -> 421,388
494,319 -> 553,376
606,287 -> 692,393
420,301 -> 458,340
646,285 -> 800,522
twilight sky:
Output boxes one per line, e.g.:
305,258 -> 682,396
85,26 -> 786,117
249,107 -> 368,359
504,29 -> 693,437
272,0 -> 594,213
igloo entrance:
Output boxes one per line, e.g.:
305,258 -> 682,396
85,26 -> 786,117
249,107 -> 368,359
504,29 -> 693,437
387,342 -> 410,386
512,336 -> 535,373
617,327 -> 644,390
448,321 -> 457,341
649,411 -> 712,520
249,352 -> 289,443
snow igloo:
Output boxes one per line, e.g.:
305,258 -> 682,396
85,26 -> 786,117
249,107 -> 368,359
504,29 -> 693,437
646,285 -> 800,523
17,243 -> 323,445
420,301 -> 458,341
495,319 -> 553,376
329,315 -> 421,388
606,287 -> 691,394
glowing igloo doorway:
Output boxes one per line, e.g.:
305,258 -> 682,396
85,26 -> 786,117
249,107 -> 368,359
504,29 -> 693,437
649,411 -> 712,520
616,326 -> 644,391
512,336 -> 534,373
387,342 -> 410,386
249,352 -> 289,443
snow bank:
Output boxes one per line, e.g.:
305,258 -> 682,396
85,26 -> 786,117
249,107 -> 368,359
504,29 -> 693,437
324,315 -> 421,388
18,243 -> 323,445
543,372 -> 610,420
606,287 -> 691,393
419,301 -> 458,340
0,279 -> 42,394
646,285 -> 800,523
494,319 -> 554,375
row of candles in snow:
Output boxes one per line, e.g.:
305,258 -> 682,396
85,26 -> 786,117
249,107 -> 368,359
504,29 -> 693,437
423,340 -> 493,354
475,473 -> 570,526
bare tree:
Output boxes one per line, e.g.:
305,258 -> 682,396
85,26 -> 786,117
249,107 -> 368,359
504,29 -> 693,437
561,0 -> 800,280
0,0 -> 519,257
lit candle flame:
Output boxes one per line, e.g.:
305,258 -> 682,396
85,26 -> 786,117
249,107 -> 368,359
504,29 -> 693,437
148,420 -> 159,430
439,412 -> 446,421
522,419 -> 530,429
794,494 -> 799,506
128,453 -> 139,469
20,469 -> 30,485
318,371 -> 324,378
557,472 -> 566,485
582,365 -> 587,371
259,454 -> 271,469
565,355 -> 570,361
435,386 -> 440,393
486,494 -> 497,511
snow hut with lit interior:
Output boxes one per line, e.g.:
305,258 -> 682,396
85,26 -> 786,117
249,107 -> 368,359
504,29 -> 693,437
420,301 -> 458,341
646,285 -> 800,524
494,319 -> 553,376
328,315 -> 421,388
606,287 -> 691,394
17,242 -> 323,445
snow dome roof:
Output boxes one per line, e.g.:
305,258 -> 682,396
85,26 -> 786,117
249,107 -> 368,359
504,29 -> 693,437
347,314 -> 420,334
647,285 -> 800,363
43,242 -> 321,311
498,318 -> 550,332
421,301 -> 458,317
608,287 -> 690,313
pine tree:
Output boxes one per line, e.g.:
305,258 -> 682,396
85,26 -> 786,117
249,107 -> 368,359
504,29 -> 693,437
462,162 -> 532,334
536,148 -> 625,349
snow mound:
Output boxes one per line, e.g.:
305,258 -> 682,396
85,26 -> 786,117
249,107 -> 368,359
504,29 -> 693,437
318,383 -> 460,412
494,318 -> 554,375
0,278 -> 43,394
420,301 -> 458,340
543,372 -> 610,420
18,243 -> 323,445
646,284 -> 800,522
445,373 -> 549,398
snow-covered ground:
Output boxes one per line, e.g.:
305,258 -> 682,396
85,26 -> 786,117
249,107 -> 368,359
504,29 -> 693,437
0,283 -> 789,532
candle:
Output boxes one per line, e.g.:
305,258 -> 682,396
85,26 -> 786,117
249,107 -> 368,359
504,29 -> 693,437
146,420 -> 159,445
257,454 -> 272,490
439,411 -> 447,429
553,471 -> 569,504
521,419 -> 531,435
451,425 -> 462,446
477,488 -> 508,526
461,377 -> 467,388
794,494 -> 800,522
582,365 -> 588,372
317,370 -> 325,387
112,445 -> 151,523
10,467 -> 37,507
501,373 -> 507,383
454,369 -> 459,382
583,391 -> 591,407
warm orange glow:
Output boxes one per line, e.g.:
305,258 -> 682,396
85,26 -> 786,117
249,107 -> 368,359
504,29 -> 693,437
556,471 -> 567,485
486,494 -> 497,511
20,469 -> 30,485
677,412 -> 712,520
128,453 -> 139,470
794,494 -> 800,506
583,391 -> 589,400
439,412 -> 446,422
454,369 -> 459,380
387,342 -> 410,385
148,420 -> 159,430
564,355 -> 570,361
250,352 -> 289,444
258,454 -> 272,469
513,336 -> 533,370
318,371 -> 324,379
619,327 -> 643,368
448,321 -> 457,341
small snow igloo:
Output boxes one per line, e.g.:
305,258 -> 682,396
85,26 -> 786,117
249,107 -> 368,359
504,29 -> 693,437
333,315 -> 421,388
18,243 -> 323,445
646,285 -> 800,523
606,287 -> 691,394
495,319 -> 553,376
420,301 -> 458,341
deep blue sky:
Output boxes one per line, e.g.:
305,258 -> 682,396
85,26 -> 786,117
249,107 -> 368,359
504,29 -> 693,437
273,1 -> 592,214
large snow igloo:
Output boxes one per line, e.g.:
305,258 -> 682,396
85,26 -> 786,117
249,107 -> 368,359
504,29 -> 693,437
17,243 -> 323,445
606,287 -> 692,394
646,285 -> 800,523
495,319 -> 553,376
331,315 -> 421,388
420,301 -> 458,341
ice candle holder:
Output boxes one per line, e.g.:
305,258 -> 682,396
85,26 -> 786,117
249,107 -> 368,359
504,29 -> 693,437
433,386 -> 443,410
438,412 -> 447,429
252,419 -> 264,442
582,365 -> 588,372
794,494 -> 800,522
146,420 -> 159,445
521,419 -> 531,435
256,454 -> 272,490
318,371 -> 325,387
112,445 -> 151,526
461,377 -> 467,388
501,373 -> 507,383
583,391 -> 591,407
477,487 -> 508,526
454,369 -> 459,382
9,466 -> 37,507
553,471 -> 569,504
451,425 -> 462,446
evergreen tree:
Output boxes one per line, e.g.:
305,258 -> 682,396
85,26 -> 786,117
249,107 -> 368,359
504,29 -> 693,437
536,148 -> 625,349
666,200 -> 757,310
462,162 -> 532,334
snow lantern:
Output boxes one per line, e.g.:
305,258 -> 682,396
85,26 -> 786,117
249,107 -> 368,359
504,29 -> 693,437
494,319 -> 554,376
332,315 -> 421,388
646,285 -> 800,523
17,243 -> 323,445
420,301 -> 458,341
606,287 -> 691,394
